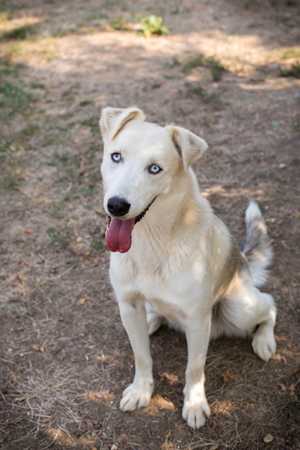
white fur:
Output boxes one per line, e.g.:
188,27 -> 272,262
100,108 -> 277,429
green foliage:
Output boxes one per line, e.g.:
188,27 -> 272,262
47,227 -> 71,250
0,170 -> 19,191
109,15 -> 124,30
0,24 -> 37,41
281,47 -> 300,59
189,85 -> 221,108
135,15 -> 169,37
279,61 -> 300,78
182,53 -> 226,81
0,79 -> 38,119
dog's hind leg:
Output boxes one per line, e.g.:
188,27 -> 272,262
211,280 -> 276,361
145,302 -> 165,335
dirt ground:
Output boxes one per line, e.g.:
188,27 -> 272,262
0,0 -> 299,449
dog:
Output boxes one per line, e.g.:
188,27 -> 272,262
99,107 -> 277,429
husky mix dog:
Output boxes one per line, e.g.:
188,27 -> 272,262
99,107 -> 276,429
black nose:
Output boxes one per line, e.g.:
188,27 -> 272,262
107,197 -> 131,217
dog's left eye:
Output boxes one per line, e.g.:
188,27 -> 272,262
149,164 -> 162,174
111,153 -> 121,163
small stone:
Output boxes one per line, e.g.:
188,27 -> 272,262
264,434 -> 274,443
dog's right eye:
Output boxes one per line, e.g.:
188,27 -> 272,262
111,153 -> 121,163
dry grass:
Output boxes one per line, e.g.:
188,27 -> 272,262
0,0 -> 299,449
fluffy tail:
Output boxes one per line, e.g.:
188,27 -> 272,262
240,201 -> 273,288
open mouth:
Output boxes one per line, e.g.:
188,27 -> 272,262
106,197 -> 156,253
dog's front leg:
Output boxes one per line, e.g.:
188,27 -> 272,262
183,311 -> 211,429
118,295 -> 154,411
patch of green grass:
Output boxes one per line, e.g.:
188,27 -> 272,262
103,0 -> 127,11
0,80 -> 38,119
279,61 -> 300,78
47,227 -> 71,250
16,123 -> 40,140
206,56 -> 226,81
182,54 -> 205,72
0,170 -> 19,191
182,53 -> 226,81
170,7 -> 190,14
80,99 -> 91,106
91,231 -> 105,251
109,15 -> 124,30
281,47 -> 300,59
0,24 -> 38,41
50,207 -> 64,219
189,85 -> 221,108
52,24 -> 76,38
85,169 -> 101,195
30,81 -> 45,89
81,116 -> 99,135
0,59 -> 26,77
135,15 -> 169,37
88,8 -> 109,20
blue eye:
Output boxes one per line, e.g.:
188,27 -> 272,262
111,153 -> 121,163
149,164 -> 162,174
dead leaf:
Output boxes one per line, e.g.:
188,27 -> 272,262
210,445 -> 219,450
276,383 -> 286,391
100,257 -> 106,263
19,261 -> 27,267
291,367 -> 299,374
14,396 -> 25,402
222,371 -> 233,382
82,258 -> 90,264
94,388 -> 110,398
287,343 -> 292,349
93,258 -> 99,265
263,434 -> 273,443
76,237 -> 82,243
13,186 -> 22,191
78,298 -> 86,305
25,229 -> 34,234
281,356 -> 287,364
41,197 -> 52,204
86,251 -> 91,256
111,445 -> 118,450
34,347 -> 45,353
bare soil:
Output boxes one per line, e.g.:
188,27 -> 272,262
0,1 -> 299,449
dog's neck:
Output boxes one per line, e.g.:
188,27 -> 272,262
132,168 -> 211,255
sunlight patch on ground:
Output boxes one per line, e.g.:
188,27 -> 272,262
240,78 -> 300,91
0,16 -> 41,33
202,186 -> 265,199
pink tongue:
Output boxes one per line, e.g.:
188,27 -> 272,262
106,218 -> 135,253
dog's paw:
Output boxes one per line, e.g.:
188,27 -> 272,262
120,380 -> 153,412
147,311 -> 164,335
182,394 -> 211,429
252,327 -> 276,362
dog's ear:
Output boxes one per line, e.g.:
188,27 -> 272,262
165,125 -> 208,170
100,107 -> 145,141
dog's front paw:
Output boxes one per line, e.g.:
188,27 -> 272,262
182,394 -> 210,429
120,380 -> 153,412
252,326 -> 276,362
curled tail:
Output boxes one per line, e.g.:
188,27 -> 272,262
240,201 -> 273,288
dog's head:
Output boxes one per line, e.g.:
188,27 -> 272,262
100,107 -> 208,253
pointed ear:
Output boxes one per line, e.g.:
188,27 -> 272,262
165,125 -> 208,170
100,107 -> 145,141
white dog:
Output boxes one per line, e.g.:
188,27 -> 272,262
100,107 -> 277,429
